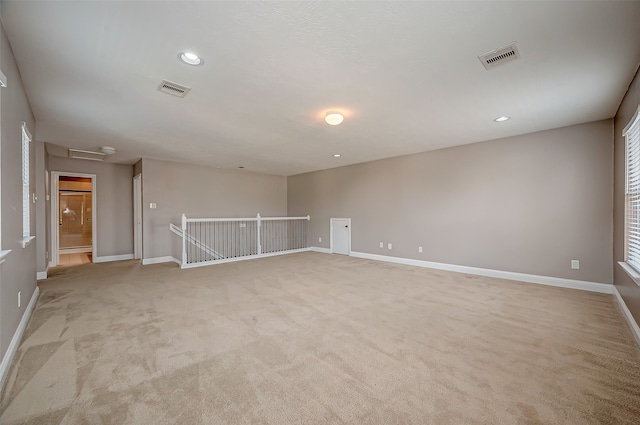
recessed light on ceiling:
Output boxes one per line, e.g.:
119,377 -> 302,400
333,154 -> 341,158
325,112 -> 344,126
178,51 -> 203,66
494,116 -> 510,122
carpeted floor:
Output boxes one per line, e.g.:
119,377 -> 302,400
1,252 -> 639,424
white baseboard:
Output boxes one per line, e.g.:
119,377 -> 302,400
612,286 -> 640,347
142,256 -> 181,266
0,286 -> 39,393
59,247 -> 92,254
36,270 -> 47,280
94,254 -> 134,263
350,251 -> 613,294
310,246 -> 331,254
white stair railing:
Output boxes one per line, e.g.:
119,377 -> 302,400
169,223 -> 224,260
172,213 -> 310,268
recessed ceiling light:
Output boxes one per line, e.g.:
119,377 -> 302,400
333,154 -> 341,158
178,51 -> 203,66
325,112 -> 344,126
494,116 -> 510,122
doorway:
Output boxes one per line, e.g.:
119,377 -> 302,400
51,172 -> 97,267
330,218 -> 351,255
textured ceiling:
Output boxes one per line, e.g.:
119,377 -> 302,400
2,1 -> 640,176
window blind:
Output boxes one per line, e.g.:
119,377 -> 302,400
625,107 -> 640,272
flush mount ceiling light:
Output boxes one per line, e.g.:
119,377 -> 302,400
325,112 -> 344,126
333,154 -> 341,158
100,146 -> 116,156
494,116 -> 510,122
178,51 -> 203,66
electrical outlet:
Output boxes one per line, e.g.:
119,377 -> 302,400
571,260 -> 580,270
419,246 -> 423,253
388,243 -> 392,250
318,237 -> 322,243
379,242 -> 384,248
18,291 -> 21,308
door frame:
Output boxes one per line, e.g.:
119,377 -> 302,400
50,171 -> 97,266
330,218 -> 351,255
133,174 -> 142,260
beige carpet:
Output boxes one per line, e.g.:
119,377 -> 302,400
1,252 -> 639,424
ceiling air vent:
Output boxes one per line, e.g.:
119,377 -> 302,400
157,79 -> 191,98
478,42 -> 520,70
68,149 -> 105,161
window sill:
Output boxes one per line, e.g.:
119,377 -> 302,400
618,262 -> 640,287
0,249 -> 11,265
21,236 -> 35,249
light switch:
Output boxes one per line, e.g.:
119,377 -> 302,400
150,203 -> 157,209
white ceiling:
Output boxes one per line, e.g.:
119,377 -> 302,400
2,1 -> 640,176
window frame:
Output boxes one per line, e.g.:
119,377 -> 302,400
620,105 -> 640,285
21,121 -> 34,248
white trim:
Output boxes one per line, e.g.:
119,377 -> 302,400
0,249 -> 11,265
133,174 -> 142,261
184,215 -> 310,223
94,254 -> 134,263
622,104 -> 640,136
618,261 -> 640,286
350,251 -> 613,294
310,246 -> 331,254
59,247 -> 92,254
612,286 -> 640,347
142,256 -> 181,265
0,286 -> 39,393
51,172 -> 97,266
330,218 -> 351,255
20,236 -> 35,249
180,248 -> 311,269
36,270 -> 47,280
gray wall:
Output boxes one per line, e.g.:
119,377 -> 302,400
141,158 -> 287,260
0,22 -> 37,367
614,66 -> 640,324
48,156 -> 134,258
289,120 -> 613,284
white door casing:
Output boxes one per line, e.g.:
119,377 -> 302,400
330,218 -> 351,255
50,171 -> 97,266
133,174 -> 142,260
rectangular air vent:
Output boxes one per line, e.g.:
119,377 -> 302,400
68,149 -> 105,161
478,42 -> 520,70
158,79 -> 191,98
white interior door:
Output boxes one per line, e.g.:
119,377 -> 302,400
331,218 -> 351,255
133,174 -> 142,260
